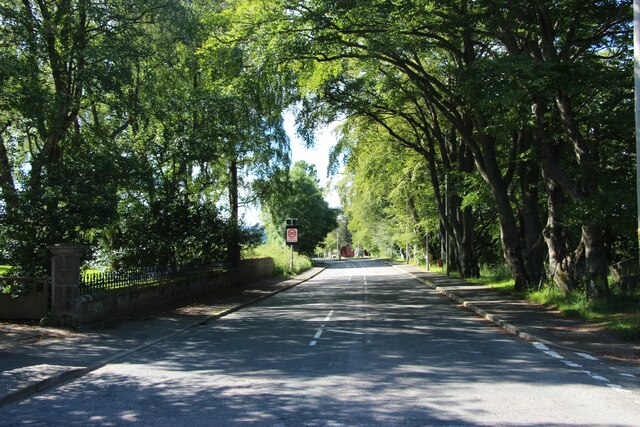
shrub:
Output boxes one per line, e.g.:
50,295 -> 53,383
245,244 -> 312,277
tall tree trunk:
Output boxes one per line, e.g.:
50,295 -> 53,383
542,177 -> 580,293
228,155 -> 241,268
459,204 -> 479,277
518,131 -> 545,284
465,132 -> 530,289
0,126 -> 18,214
555,92 -> 609,298
422,148 -> 479,278
581,224 -> 609,299
534,101 -> 582,293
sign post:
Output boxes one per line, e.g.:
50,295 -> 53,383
285,218 -> 299,272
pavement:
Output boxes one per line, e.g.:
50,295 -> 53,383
1,260 -> 639,407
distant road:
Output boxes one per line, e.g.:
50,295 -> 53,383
2,258 -> 639,426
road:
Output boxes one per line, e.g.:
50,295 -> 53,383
1,258 -> 639,426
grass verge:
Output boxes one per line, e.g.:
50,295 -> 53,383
245,244 -> 313,277
476,266 -> 640,342
527,286 -> 640,342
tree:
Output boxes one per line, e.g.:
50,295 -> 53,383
0,0 -> 183,273
0,0 -> 292,273
229,0 -> 633,297
262,161 -> 337,256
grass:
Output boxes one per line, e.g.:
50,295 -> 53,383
472,264 -> 640,342
414,259 -> 640,342
244,244 -> 313,277
475,265 -> 519,295
528,286 -> 640,341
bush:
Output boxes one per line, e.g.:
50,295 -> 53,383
245,244 -> 312,277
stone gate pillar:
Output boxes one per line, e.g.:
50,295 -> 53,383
49,244 -> 84,326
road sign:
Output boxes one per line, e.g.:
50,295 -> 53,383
286,227 -> 298,244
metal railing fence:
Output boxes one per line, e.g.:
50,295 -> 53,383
79,262 -> 231,293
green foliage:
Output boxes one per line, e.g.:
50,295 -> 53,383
261,161 -> 337,256
246,244 -> 313,277
0,1 -> 291,273
0,0 -> 635,304
472,265 -> 517,294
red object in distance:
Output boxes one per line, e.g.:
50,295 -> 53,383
340,245 -> 355,257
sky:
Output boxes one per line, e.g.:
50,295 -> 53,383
241,111 -> 342,225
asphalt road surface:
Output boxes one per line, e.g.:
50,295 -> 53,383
1,258 -> 639,426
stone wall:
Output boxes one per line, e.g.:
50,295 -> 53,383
50,248 -> 274,326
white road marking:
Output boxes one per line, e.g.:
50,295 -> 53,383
575,352 -> 598,361
327,328 -> 365,335
544,350 -> 564,359
620,373 -> 636,378
582,371 -> 609,382
310,311 -> 334,346
562,361 -> 583,368
607,384 -> 631,393
533,342 -> 549,351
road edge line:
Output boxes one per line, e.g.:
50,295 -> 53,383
389,263 -> 570,351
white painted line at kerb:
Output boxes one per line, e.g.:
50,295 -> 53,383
532,342 -> 549,351
544,350 -> 564,359
576,352 -> 598,361
607,384 -> 631,394
582,371 -> 609,382
562,360 -> 583,368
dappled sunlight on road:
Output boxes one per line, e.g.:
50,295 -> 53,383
2,259 -> 639,426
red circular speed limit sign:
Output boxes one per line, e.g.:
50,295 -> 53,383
286,228 -> 298,244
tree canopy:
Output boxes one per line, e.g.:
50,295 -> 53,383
225,0 -> 634,298
0,0 -> 635,302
